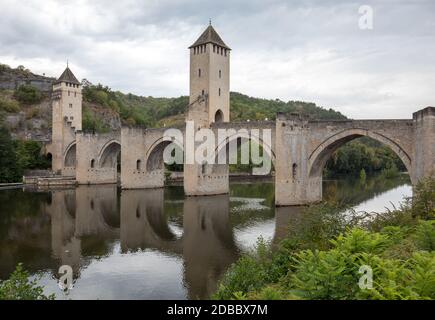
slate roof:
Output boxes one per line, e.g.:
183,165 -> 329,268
189,25 -> 231,50
55,67 -> 80,85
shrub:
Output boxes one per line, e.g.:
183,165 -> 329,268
412,176 -> 435,220
0,263 -> 54,300
287,229 -> 435,300
14,85 -> 43,104
214,178 -> 435,300
0,126 -> 22,182
414,220 -> 435,251
213,255 -> 267,300
0,97 -> 20,112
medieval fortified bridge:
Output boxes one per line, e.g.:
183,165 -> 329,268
45,25 -> 434,206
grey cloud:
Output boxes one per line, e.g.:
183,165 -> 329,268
0,0 -> 434,118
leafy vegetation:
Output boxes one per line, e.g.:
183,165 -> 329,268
325,137 -> 405,178
14,85 -> 43,105
0,126 -> 22,182
0,263 -> 54,300
0,96 -> 20,113
0,124 -> 50,183
81,82 -> 346,131
213,176 -> 435,300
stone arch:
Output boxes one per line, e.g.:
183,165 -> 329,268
214,109 -> 224,123
64,142 -> 76,167
146,137 -> 184,172
214,131 -> 276,167
308,128 -> 413,181
98,140 -> 121,168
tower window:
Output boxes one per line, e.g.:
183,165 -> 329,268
219,70 -> 221,78
136,159 -> 141,171
198,68 -> 201,77
69,103 -> 72,108
201,90 -> 205,96
90,159 -> 95,168
213,45 -> 216,53
292,163 -> 298,179
219,88 -> 221,96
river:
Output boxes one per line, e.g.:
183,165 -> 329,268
0,174 -> 411,299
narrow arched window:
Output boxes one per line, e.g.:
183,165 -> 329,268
201,163 -> 206,174
292,163 -> 297,179
219,70 -> 221,78
219,88 -> 221,96
90,159 -> 95,168
201,89 -> 205,96
136,159 -> 141,171
198,68 -> 201,77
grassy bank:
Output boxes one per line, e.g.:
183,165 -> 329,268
214,177 -> 435,300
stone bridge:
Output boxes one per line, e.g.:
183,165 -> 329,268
46,24 -> 434,206
54,106 -> 434,206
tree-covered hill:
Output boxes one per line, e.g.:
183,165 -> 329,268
80,83 -> 346,132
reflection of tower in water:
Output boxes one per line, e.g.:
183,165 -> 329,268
182,195 -> 238,299
45,185 -> 119,279
45,185 -> 303,299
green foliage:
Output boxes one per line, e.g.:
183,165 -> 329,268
82,81 -> 346,129
213,238 -> 272,300
0,125 -> 50,182
14,85 -> 43,105
229,92 -> 346,121
0,263 -> 54,300
0,96 -> 20,112
82,105 -> 111,133
214,178 -> 435,300
0,126 -> 22,182
412,176 -> 435,220
15,140 -> 51,170
325,138 -> 404,178
286,202 -> 361,251
414,221 -> 435,251
359,168 -> 367,183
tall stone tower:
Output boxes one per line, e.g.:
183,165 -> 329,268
50,66 -> 82,174
187,23 -> 231,128
184,24 -> 231,196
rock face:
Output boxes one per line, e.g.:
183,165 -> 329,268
3,97 -> 52,142
0,65 -> 55,92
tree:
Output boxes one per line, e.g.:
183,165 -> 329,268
0,264 -> 54,300
0,126 -> 22,182
14,85 -> 43,105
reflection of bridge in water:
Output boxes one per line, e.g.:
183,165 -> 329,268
46,185 -> 297,299
0,175 -> 411,299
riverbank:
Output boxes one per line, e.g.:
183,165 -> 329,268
213,176 -> 435,300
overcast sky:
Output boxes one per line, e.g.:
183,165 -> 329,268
0,0 -> 434,119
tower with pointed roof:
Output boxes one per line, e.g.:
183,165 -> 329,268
50,65 -> 82,173
187,23 -> 231,127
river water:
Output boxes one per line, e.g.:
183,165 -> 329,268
0,174 -> 411,299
